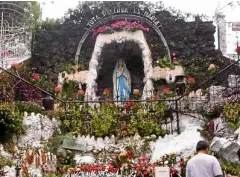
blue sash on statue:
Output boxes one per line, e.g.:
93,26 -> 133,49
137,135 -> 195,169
119,75 -> 131,101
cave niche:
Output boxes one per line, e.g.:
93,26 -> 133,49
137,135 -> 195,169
96,40 -> 144,98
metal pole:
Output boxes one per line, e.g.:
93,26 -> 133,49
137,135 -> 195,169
175,100 -> 180,135
1,12 -> 3,68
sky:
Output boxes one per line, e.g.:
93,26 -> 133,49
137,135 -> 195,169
39,0 -> 240,55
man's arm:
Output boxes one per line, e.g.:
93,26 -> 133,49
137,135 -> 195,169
212,157 -> 224,177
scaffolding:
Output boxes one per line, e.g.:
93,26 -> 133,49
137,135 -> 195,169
0,2 -> 32,70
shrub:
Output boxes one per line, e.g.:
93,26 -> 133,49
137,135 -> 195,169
0,103 -> 24,142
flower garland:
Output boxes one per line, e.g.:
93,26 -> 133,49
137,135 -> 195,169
92,20 -> 149,38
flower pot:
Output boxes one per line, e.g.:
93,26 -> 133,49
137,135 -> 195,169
42,95 -> 54,111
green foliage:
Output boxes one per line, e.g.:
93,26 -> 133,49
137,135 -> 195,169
61,81 -> 79,100
0,103 -> 24,142
41,18 -> 61,30
91,104 -> 118,137
0,156 -> 15,168
223,102 -> 240,130
221,163 -> 240,176
15,102 -> 43,114
57,102 -> 167,138
59,106 -> 83,133
2,141 -> 15,155
42,173 -> 61,177
157,56 -> 176,69
129,117 -> 166,137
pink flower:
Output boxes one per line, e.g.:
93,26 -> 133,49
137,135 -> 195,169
77,89 -> 85,95
55,86 -> 61,93
133,89 -> 140,95
12,63 -> 20,68
209,64 -> 215,70
97,26 -> 110,33
188,77 -> 195,84
33,74 -> 39,81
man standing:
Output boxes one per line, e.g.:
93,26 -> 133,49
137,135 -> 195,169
186,141 -> 224,177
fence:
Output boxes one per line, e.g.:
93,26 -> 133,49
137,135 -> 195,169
0,66 -> 181,135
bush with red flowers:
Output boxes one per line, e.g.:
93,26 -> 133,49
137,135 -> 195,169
68,151 -> 185,177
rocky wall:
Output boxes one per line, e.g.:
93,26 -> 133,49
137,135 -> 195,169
32,2 -> 228,83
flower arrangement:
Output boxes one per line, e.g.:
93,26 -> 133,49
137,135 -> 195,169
92,20 -> 149,38
208,64 -> 218,74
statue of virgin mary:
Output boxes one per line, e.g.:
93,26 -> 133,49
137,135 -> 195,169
113,59 -> 131,102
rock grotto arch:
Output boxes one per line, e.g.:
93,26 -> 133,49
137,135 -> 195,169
85,30 -> 154,101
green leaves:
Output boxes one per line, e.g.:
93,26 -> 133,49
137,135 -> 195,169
0,103 -> 24,142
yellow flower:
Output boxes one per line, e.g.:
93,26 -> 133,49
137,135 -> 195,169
119,152 -> 126,157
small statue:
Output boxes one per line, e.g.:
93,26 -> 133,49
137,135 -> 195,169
113,59 -> 131,101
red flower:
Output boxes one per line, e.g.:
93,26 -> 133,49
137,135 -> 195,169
126,151 -> 132,158
163,88 -> 170,94
103,88 -> 110,95
55,86 -> 61,93
77,89 -> 85,95
33,74 -> 39,81
143,171 -> 148,175
188,77 -> 195,84
12,63 -> 20,68
236,46 -> 240,53
172,52 -> 176,57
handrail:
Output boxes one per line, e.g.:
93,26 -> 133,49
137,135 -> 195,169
0,66 -> 64,103
176,57 -> 240,101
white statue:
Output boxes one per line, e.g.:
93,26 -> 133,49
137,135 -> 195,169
234,127 -> 240,145
113,59 -> 131,101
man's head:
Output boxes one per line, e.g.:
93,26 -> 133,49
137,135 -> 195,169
196,141 -> 209,154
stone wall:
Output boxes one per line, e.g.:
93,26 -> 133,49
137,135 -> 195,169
32,2 -> 226,84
